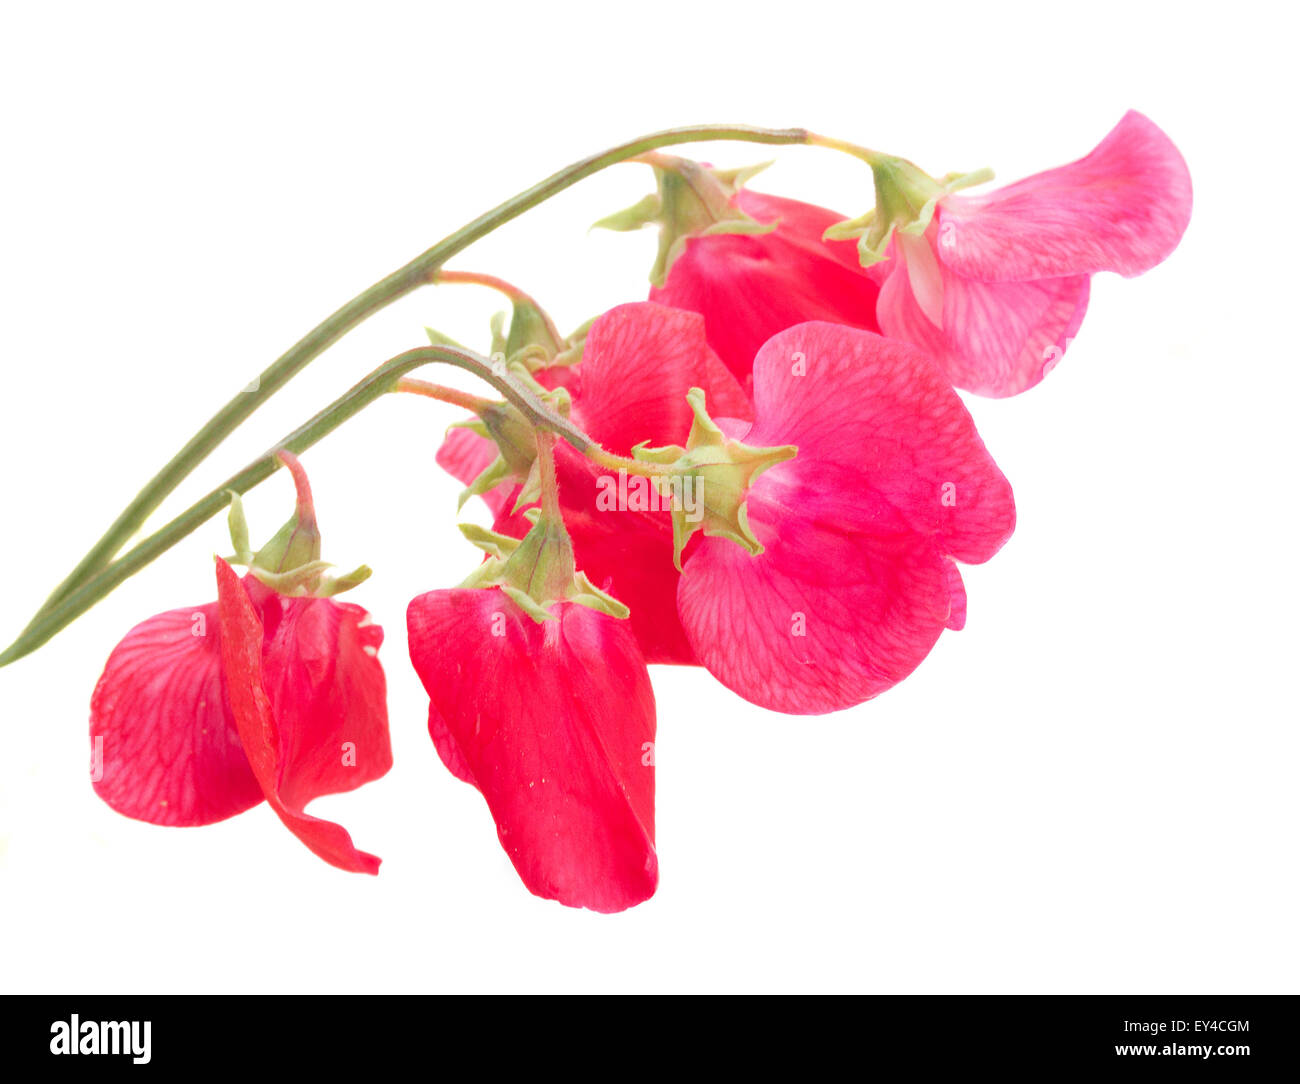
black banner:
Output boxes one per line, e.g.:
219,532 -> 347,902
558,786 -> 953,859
4,994 -> 1293,1072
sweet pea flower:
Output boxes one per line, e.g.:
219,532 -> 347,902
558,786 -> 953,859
597,154 -> 882,384
634,318 -> 1017,714
841,111 -> 1192,397
407,588 -> 657,913
437,301 -> 750,665
649,187 -> 883,384
89,454 -> 390,873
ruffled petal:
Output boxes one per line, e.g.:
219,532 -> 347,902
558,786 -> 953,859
89,601 -> 261,826
745,323 -> 1016,563
576,302 -> 752,450
678,487 -> 954,714
936,110 -> 1192,281
407,588 -> 657,912
256,591 -> 391,813
214,558 -> 383,874
651,190 -> 881,382
877,236 -> 1091,397
677,322 -> 1014,713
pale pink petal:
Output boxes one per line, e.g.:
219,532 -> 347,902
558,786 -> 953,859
877,247 -> 1090,398
936,110 -> 1192,281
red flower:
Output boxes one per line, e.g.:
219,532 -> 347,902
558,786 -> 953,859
663,319 -> 1016,714
407,588 -> 657,912
89,460 -> 391,873
649,188 -> 882,385
438,302 -> 750,665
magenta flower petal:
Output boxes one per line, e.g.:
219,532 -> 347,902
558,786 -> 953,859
577,302 -> 752,450
677,323 -> 1015,714
936,110 -> 1193,282
89,601 -> 262,826
214,557 -> 387,874
651,190 -> 882,383
407,588 -> 657,912
252,582 -> 392,813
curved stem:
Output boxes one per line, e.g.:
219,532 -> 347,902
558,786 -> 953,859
394,377 -> 494,414
0,344 -> 594,668
431,269 -> 535,301
23,123 -> 811,634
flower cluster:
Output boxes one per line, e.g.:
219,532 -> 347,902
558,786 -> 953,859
83,112 -> 1190,910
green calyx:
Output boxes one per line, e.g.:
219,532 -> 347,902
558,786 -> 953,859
457,514 -> 628,624
224,453 -> 371,598
634,387 -> 796,569
427,292 -> 588,378
445,363 -> 573,513
824,156 -> 994,267
593,154 -> 779,287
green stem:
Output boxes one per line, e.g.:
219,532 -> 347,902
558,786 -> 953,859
0,344 -> 591,668
22,123 -> 810,636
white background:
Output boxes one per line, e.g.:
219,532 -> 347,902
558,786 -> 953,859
1,1 -> 1294,993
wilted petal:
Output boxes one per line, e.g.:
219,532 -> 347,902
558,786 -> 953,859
215,558 -> 384,874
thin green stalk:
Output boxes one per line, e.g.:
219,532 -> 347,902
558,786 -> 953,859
21,124 -> 809,638
0,344 -> 590,668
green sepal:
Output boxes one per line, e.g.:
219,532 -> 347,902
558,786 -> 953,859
458,522 -> 523,561
594,153 -> 780,287
456,508 -> 631,624
634,387 -> 797,569
824,157 -> 994,268
425,326 -> 470,351
247,559 -> 334,596
223,462 -> 371,600
226,491 -> 254,565
500,585 -> 558,624
591,192 -> 663,233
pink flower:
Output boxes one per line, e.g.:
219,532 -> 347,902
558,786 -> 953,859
89,455 -> 391,873
438,302 -> 751,665
661,319 -> 1017,714
407,588 -> 657,912
868,111 -> 1192,397
89,561 -> 390,872
650,188 -> 882,385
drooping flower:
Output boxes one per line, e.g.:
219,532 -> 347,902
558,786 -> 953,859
436,300 -> 750,665
628,316 -> 1016,715
836,110 -> 1192,397
409,442 -> 657,912
89,453 -> 390,873
596,154 -> 882,384
407,588 -> 657,913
